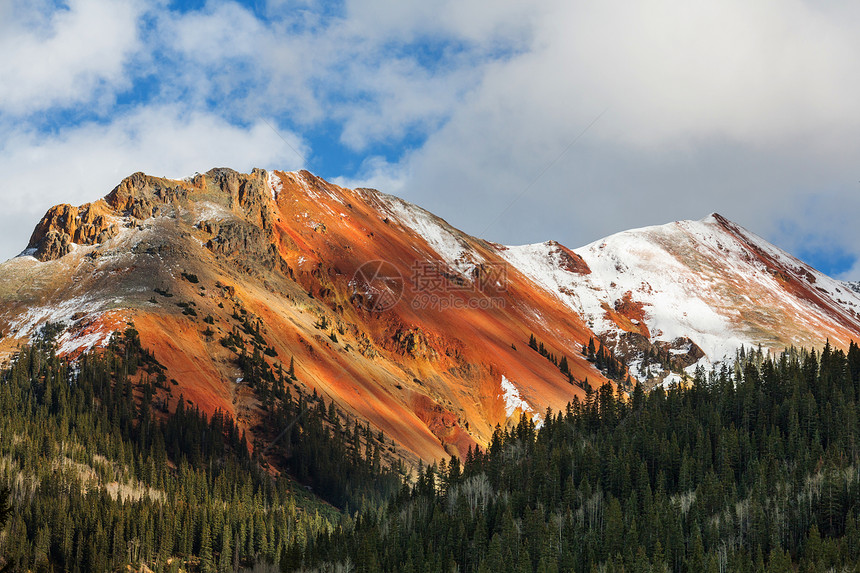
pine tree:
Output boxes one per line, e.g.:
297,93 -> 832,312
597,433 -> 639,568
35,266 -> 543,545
0,486 -> 13,572
200,516 -> 215,573
219,522 -> 232,573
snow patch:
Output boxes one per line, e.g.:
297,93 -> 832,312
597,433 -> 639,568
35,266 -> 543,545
7,296 -> 105,337
378,194 -> 483,275
55,326 -> 113,356
267,170 -> 283,201
659,372 -> 684,389
500,375 -> 533,417
193,201 -> 234,225
281,171 -> 345,207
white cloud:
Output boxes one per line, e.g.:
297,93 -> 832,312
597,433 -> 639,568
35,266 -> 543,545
0,0 -> 146,114
340,0 -> 535,46
332,155 -> 408,196
343,0 -> 860,277
3,0 -> 860,279
150,0 -> 527,148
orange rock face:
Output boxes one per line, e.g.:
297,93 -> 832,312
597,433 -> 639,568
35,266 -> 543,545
28,200 -> 118,260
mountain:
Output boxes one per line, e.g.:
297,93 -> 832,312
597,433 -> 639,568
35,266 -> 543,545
1,167 -> 858,465
3,167 -> 860,572
0,168 -> 606,466
501,213 -> 860,386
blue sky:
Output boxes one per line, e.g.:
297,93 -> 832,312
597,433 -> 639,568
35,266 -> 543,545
2,0 -> 860,279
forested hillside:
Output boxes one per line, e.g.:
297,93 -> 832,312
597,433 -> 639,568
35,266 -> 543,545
303,343 -> 860,572
1,327 -> 860,572
0,326 -> 398,571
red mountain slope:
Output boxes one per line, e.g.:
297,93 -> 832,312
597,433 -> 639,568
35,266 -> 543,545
0,168 -> 607,464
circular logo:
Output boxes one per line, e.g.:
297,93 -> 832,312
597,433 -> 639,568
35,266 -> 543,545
351,260 -> 404,312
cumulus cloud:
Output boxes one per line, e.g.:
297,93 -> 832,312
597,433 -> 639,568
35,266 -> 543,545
0,0 -> 145,114
2,0 -> 860,279
347,0 -> 860,277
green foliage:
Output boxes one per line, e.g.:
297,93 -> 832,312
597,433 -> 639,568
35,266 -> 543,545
528,333 -> 585,384
8,321 -> 860,572
176,301 -> 198,317
585,336 -> 627,380
299,342 -> 860,572
223,332 -> 402,511
0,329 -> 351,571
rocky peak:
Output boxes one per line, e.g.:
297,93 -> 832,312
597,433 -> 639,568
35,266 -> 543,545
26,200 -> 119,261
26,168 -> 285,263
106,171 -> 189,219
106,168 -> 275,222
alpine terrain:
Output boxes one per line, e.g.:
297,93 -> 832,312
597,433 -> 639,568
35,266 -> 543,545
1,168 -> 858,465
2,168 -> 860,572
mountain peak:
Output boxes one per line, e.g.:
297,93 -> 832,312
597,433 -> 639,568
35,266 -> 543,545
26,168 -> 286,262
502,210 -> 860,384
3,166 -> 613,463
702,212 -> 728,224
4,166 -> 860,465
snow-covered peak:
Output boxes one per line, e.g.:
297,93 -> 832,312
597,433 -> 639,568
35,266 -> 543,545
501,214 -> 860,382
376,194 -> 484,275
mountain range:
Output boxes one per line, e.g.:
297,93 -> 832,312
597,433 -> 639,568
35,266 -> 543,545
1,167 -> 857,465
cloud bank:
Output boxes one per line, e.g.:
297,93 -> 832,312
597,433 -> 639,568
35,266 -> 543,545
2,0 -> 859,278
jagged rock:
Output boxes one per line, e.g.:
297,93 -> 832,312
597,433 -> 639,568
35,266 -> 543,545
106,172 -> 188,218
388,327 -> 439,360
203,220 -> 277,270
27,201 -> 119,261
548,240 -> 591,274
34,230 -> 72,261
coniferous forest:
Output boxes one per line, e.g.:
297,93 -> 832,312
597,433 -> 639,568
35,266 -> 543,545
1,324 -> 860,571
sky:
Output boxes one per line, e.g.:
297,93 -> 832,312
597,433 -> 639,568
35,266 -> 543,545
2,0 -> 860,279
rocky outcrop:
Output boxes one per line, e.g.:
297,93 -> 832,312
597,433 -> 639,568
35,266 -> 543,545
387,326 -> 440,360
201,219 -> 277,271
107,168 -> 274,225
550,241 -> 591,274
606,331 -> 706,387
106,172 -> 188,219
27,168 -> 284,267
27,201 -> 119,261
